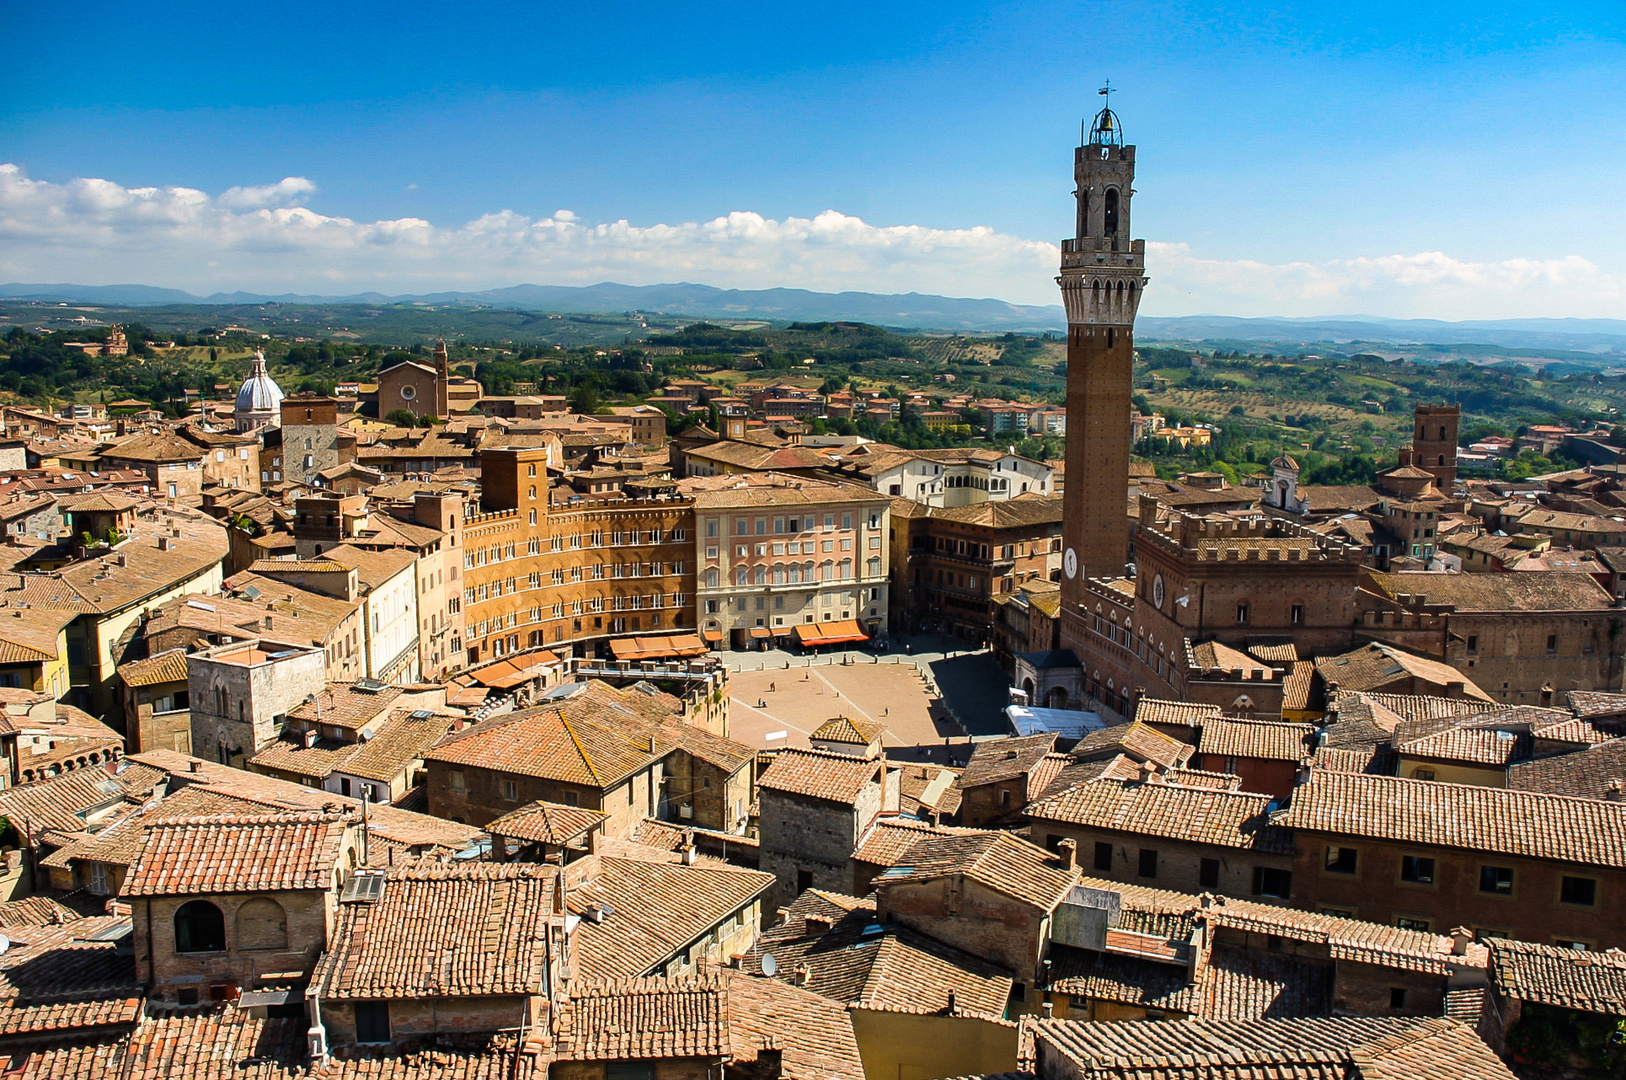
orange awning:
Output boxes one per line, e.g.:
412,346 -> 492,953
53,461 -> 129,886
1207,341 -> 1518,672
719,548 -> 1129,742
748,627 -> 772,640
607,632 -> 709,662
701,629 -> 724,643
793,619 -> 870,647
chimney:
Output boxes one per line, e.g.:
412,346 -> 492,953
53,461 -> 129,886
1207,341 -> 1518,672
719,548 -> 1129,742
188,759 -> 202,773
1295,756 -> 1314,788
1041,1000 -> 1054,1018
1607,780 -> 1623,803
157,536 -> 172,551
1450,927 -> 1474,955
1056,838 -> 1077,872
790,967 -> 810,987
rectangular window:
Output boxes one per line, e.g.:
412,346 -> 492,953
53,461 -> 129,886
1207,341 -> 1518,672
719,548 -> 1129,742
354,1001 -> 391,1044
1478,866 -> 1514,896
1467,635 -> 1478,653
1395,916 -> 1432,932
1137,849 -> 1158,879
1560,876 -> 1598,907
501,780 -> 518,801
1290,604 -> 1303,625
448,770 -> 465,793
1400,855 -> 1435,885
1389,988 -> 1407,1010
1092,842 -> 1113,872
1554,938 -> 1592,952
1199,858 -> 1220,888
1252,866 -> 1292,899
1235,603 -> 1249,625
1547,634 -> 1558,654
1324,846 -> 1358,875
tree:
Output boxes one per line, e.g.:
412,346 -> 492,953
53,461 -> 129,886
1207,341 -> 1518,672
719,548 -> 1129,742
385,408 -> 418,427
569,385 -> 600,414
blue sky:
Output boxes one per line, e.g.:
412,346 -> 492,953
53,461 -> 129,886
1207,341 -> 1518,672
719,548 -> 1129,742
3,1 -> 1625,317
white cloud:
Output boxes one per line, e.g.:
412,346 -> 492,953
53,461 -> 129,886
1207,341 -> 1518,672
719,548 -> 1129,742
1142,242 -> 1626,320
217,176 -> 318,210
0,163 -> 1621,319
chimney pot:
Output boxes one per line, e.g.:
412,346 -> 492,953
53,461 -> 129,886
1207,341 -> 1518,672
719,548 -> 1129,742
1056,838 -> 1077,872
1607,780 -> 1622,802
188,759 -> 202,773
1041,1000 -> 1054,1018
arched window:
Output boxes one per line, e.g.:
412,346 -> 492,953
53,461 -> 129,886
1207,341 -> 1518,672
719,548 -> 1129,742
174,899 -> 226,953
1046,687 -> 1069,710
735,568 -> 747,586
1103,188 -> 1119,236
705,569 -> 718,588
754,567 -> 766,586
235,897 -> 288,951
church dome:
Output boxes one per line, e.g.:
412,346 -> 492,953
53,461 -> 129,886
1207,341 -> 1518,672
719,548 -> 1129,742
235,350 -> 284,416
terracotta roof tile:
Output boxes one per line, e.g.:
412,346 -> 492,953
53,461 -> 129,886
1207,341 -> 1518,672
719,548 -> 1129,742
1198,718 -> 1314,762
757,748 -> 884,805
960,734 -> 1059,788
313,863 -> 557,999
721,969 -> 865,1080
1280,771 -> 1626,869
1134,699 -> 1224,727
123,811 -> 352,895
487,800 -> 609,845
876,830 -> 1079,910
555,974 -> 729,1061
1486,938 -> 1626,1014
1508,737 -> 1626,801
115,647 -> 190,688
1027,777 -> 1288,852
743,891 -> 1013,1018
565,854 -> 775,980
809,715 -> 887,745
1031,1016 -> 1513,1080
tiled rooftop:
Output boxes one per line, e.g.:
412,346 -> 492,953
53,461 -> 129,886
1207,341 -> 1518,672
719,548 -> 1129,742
565,854 -> 775,980
757,748 -> 884,805
555,974 -> 730,1061
1197,717 -> 1314,762
123,811 -> 353,896
1486,937 -> 1626,1014
1027,776 -> 1288,853
1031,1015 -> 1513,1080
313,863 -> 557,999
878,830 -> 1079,910
1280,771 -> 1626,869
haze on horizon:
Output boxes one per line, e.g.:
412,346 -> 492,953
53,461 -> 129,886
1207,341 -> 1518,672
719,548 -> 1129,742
3,1 -> 1624,322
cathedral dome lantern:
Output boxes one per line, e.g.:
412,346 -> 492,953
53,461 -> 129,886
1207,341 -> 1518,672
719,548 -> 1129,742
234,350 -> 285,433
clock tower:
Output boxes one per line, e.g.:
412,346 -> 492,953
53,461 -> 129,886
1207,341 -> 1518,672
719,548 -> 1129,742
1058,92 -> 1147,613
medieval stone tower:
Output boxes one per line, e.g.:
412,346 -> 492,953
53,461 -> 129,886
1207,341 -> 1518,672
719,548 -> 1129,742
1412,404 -> 1460,488
1058,95 -> 1147,610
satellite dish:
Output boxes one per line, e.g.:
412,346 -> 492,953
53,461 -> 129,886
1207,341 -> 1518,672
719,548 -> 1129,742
0,933 -> 11,957
760,952 -> 778,977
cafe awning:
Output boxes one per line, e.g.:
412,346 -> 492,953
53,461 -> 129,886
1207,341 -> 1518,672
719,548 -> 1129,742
607,632 -> 709,662
748,627 -> 772,640
701,629 -> 724,643
793,619 -> 870,647
470,651 -> 562,690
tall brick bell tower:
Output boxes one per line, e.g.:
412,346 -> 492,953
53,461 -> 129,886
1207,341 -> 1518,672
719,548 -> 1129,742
1058,92 -> 1147,617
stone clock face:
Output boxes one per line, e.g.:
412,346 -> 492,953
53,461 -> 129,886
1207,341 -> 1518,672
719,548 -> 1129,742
1153,573 -> 1166,609
1064,548 -> 1078,579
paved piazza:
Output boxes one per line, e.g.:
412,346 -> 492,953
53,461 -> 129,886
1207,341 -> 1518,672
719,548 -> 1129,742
722,634 -> 1013,759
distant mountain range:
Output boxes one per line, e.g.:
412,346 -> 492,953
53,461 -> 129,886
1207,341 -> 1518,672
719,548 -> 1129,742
6,281 -> 1626,350
0,281 -> 1065,333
